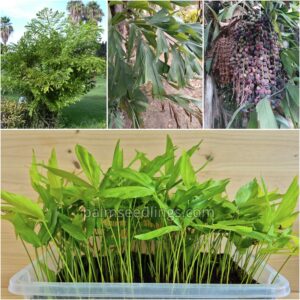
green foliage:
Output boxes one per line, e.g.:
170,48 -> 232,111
176,6 -> 201,23
256,99 -> 278,129
1,8 -> 105,127
0,101 -> 31,128
1,137 -> 299,284
108,1 -> 202,128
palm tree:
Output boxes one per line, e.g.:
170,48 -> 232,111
85,1 -> 104,23
67,0 -> 85,23
1,16 -> 13,45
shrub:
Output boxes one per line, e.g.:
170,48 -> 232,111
1,8 -> 106,128
1,138 -> 298,283
1,101 -> 30,128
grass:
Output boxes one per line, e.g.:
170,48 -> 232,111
2,91 -> 20,102
59,76 -> 106,128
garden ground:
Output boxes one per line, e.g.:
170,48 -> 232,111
60,76 -> 106,128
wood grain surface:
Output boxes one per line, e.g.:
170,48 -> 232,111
1,129 -> 299,299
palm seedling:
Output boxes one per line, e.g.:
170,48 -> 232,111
1,137 -> 299,284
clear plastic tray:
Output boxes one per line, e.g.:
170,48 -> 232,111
8,258 -> 290,299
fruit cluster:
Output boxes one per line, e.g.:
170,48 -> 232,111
212,35 -> 235,85
212,12 -> 286,108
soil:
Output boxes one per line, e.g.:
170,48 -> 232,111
56,253 -> 257,284
122,78 -> 203,129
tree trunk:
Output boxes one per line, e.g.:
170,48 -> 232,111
204,75 -> 213,128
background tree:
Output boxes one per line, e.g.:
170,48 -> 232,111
96,42 -> 106,57
1,16 -> 14,45
1,8 -> 105,128
67,0 -> 104,24
67,0 -> 85,23
85,1 -> 104,23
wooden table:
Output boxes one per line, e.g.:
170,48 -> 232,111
1,130 -> 299,299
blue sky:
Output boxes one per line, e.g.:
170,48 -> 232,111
1,0 -> 108,44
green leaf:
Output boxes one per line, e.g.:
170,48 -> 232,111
256,99 -> 278,129
193,223 -> 253,234
130,87 -> 149,112
286,83 -> 299,108
171,1 -> 193,7
146,8 -> 170,25
247,111 -> 259,128
223,3 -> 239,20
127,23 -> 137,60
280,49 -> 297,77
202,179 -> 230,198
47,149 -> 60,186
212,23 -> 220,42
111,12 -> 127,26
194,223 -> 270,241
38,207 -> 58,245
284,48 -> 299,66
165,135 -> 175,175
127,0 -> 149,10
156,28 -> 169,58
61,222 -> 87,241
40,165 -> 93,188
174,32 -> 189,41
166,141 -> 201,190
30,150 -> 42,189
1,191 -> 44,220
279,212 -> 299,229
144,43 -> 165,96
180,151 -> 196,188
273,176 -> 299,224
75,144 -> 101,188
101,186 -> 154,199
167,47 -> 185,88
3,213 -> 42,247
235,179 -> 259,207
135,225 -> 181,240
205,57 -> 212,73
187,140 -> 202,157
153,195 -> 182,228
141,152 -> 173,176
47,149 -> 62,201
111,168 -> 153,188
204,19 -> 212,53
112,140 -> 123,169
166,157 -> 182,189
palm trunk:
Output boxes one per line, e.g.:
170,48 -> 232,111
204,75 -> 213,128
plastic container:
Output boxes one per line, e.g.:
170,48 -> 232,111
8,258 -> 290,299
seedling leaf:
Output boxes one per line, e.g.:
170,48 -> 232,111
1,191 -> 44,220
135,226 -> 181,240
101,186 -> 154,199
75,144 -> 101,188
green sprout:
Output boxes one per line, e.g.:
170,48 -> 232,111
1,137 -> 299,283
